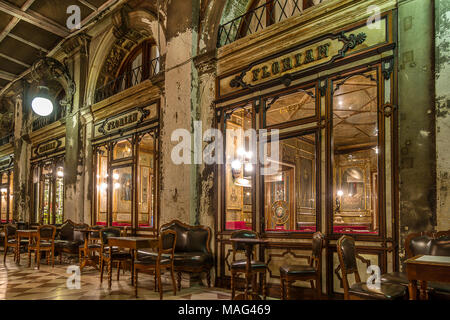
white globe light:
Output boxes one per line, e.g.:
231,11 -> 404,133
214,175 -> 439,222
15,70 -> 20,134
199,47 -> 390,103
32,97 -> 53,116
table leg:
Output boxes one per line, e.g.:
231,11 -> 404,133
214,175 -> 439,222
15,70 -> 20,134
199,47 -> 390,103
409,280 -> 417,300
131,249 -> 135,285
419,281 -> 428,300
17,234 -> 21,264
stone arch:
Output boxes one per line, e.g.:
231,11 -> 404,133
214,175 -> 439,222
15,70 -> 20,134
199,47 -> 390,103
86,3 -> 167,105
198,0 -> 252,54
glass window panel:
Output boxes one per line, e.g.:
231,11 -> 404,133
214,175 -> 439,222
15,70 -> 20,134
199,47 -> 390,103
9,173 -> 13,222
96,146 -> 108,225
55,166 -> 64,224
265,88 -> 315,126
225,105 -> 254,230
138,133 -> 155,229
1,177 -> 7,222
263,133 -> 317,232
42,175 -> 52,225
112,166 -> 133,227
332,70 -> 379,235
113,140 -> 132,160
1,173 -> 7,184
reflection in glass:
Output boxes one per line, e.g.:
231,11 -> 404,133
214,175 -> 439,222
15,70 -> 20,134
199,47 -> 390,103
113,140 -> 132,160
265,88 -> 316,126
112,167 -> 132,226
332,70 -> 379,234
138,133 -> 155,228
96,146 -> 108,225
225,106 -> 253,230
263,133 -> 316,232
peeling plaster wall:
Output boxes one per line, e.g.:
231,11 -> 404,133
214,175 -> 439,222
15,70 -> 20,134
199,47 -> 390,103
398,0 -> 436,265
161,28 -> 195,225
435,0 -> 450,231
13,91 -> 31,222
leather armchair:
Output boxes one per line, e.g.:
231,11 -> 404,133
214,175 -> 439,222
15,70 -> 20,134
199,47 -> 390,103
54,220 -> 89,263
381,230 -> 450,298
138,220 -> 213,291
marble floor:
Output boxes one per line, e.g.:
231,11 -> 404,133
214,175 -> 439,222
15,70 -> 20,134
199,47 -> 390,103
0,254 -> 232,300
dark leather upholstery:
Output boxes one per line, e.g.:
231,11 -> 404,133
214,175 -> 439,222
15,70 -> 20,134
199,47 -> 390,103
137,250 -> 213,268
232,259 -> 267,269
54,240 -> 80,251
381,272 -> 408,285
337,236 -> 358,271
409,235 -> 434,257
79,243 -> 101,249
430,235 -> 450,256
349,282 -> 407,300
100,227 -> 121,245
58,221 -> 75,241
382,231 -> 450,298
280,265 -> 316,275
135,255 -> 171,265
160,221 -> 210,254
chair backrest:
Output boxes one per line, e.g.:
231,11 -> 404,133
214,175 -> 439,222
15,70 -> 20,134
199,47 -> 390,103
230,229 -> 259,261
89,225 -> 103,241
4,223 -> 16,238
159,229 -> 177,258
311,232 -> 324,270
99,227 -> 121,246
336,235 -> 372,299
38,225 -> 56,242
160,219 -> 211,254
405,230 -> 450,258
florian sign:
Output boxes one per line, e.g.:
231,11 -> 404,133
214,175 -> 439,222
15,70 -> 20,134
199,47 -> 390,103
32,137 -> 65,159
95,103 -> 158,138
217,16 -> 390,99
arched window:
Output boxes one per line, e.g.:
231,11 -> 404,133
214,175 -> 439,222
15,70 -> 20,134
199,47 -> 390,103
218,0 -> 325,47
116,40 -> 160,93
95,39 -> 160,103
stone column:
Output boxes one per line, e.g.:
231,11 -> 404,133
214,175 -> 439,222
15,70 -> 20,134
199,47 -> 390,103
435,0 -> 450,231
193,50 -> 218,286
398,0 -> 436,264
12,81 -> 32,222
62,34 -> 91,223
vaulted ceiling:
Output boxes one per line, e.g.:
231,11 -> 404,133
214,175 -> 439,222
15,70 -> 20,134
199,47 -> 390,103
0,0 -> 118,95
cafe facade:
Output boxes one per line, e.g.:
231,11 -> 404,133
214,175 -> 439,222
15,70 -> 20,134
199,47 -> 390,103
0,0 -> 447,298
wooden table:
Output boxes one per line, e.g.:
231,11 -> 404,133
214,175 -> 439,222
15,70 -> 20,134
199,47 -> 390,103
15,230 -> 37,265
229,238 -> 268,300
405,255 -> 450,300
79,229 -> 100,271
108,237 -> 157,285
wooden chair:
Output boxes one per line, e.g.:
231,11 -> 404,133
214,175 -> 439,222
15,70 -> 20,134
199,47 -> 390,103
134,229 -> 177,299
99,227 -> 132,289
79,225 -> 103,269
3,223 -> 28,263
336,235 -> 406,300
28,225 -> 57,269
280,232 -> 324,299
230,230 -> 267,300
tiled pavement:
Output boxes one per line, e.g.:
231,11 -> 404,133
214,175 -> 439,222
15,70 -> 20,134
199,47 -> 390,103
0,254 -> 232,300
